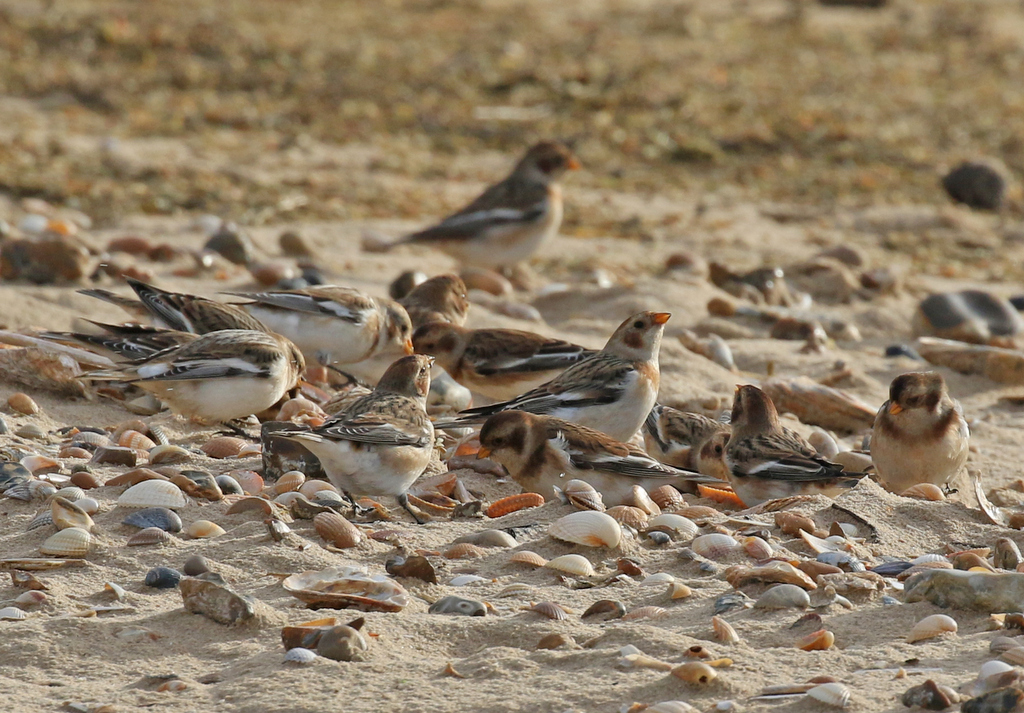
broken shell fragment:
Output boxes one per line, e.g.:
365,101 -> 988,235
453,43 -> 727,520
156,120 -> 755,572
775,511 -> 818,536
485,492 -> 545,517
907,614 -> 957,643
548,511 -> 621,548
622,605 -> 667,621
452,529 -> 517,548
283,647 -> 318,665
712,616 -> 740,643
671,662 -> 717,685
544,554 -> 596,577
50,496 -> 94,531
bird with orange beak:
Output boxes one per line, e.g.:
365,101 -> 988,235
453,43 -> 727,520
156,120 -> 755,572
434,311 -> 670,442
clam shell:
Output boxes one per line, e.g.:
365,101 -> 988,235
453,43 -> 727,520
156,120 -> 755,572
230,470 -> 263,495
444,542 -> 486,559
994,538 -> 1023,571
105,468 -> 167,487
201,436 -> 246,459
692,533 -> 739,560
69,472 -> 101,489
284,647 -> 318,665
806,682 -> 851,708
671,662 -> 717,685
299,480 -> 338,499
649,484 -> 685,511
529,601 -> 569,620
900,483 -> 946,501
274,491 -> 304,507
50,496 -> 94,531
122,507 -> 182,532
21,455 -> 59,475
753,584 -> 810,610
452,529 -> 517,548
313,512 -> 362,549
712,616 -> 740,643
0,606 -> 28,620
485,492 -> 545,517
907,614 -> 957,643
796,629 -> 835,651
127,527 -> 172,546
628,485 -> 661,516
149,445 -> 190,465
742,536 -> 774,559
544,554 -> 595,577
561,479 -> 605,512
274,470 -> 305,493
548,511 -> 621,548
185,520 -> 226,539
54,486 -> 85,502
582,599 -> 625,619
40,527 -> 92,557
775,511 -> 817,536
8,393 -> 38,415
648,513 -> 699,539
283,566 -> 409,612
509,551 -> 548,568
606,505 -> 649,530
226,497 -> 275,515
622,605 -> 667,621
620,653 -> 673,671
118,480 -> 186,509
669,582 -> 692,599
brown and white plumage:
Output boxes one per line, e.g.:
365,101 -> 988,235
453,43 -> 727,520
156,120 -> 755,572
478,411 -> 718,506
399,274 -> 470,329
395,141 -> 579,268
434,311 -> 669,442
86,329 -> 305,423
871,371 -> 969,494
725,385 -> 864,507
226,285 -> 413,384
275,355 -> 435,522
643,403 -> 731,480
413,322 -> 594,401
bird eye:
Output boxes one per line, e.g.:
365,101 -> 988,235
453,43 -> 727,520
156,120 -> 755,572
714,445 -> 723,455
633,320 -> 644,329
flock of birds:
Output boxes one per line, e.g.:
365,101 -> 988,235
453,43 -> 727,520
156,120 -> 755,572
43,141 -> 972,523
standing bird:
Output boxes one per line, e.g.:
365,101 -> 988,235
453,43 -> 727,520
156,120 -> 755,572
225,286 -> 413,384
393,141 -> 579,269
433,311 -> 670,442
871,372 -> 969,494
724,385 -> 865,507
643,403 -> 731,480
85,330 -> 305,424
477,411 -> 719,506
413,322 -> 594,401
399,274 -> 470,329
273,355 -> 435,523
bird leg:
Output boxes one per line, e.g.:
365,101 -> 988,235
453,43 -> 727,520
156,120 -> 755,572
397,492 -> 431,525
218,420 -> 259,441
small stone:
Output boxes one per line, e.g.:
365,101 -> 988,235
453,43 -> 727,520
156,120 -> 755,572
144,567 -> 181,589
180,576 -> 258,625
885,344 -> 922,360
913,290 -> 1024,344
0,236 -> 92,284
943,160 -> 1007,211
279,230 -> 314,258
204,223 -> 253,265
317,621 -> 368,662
183,555 -> 212,577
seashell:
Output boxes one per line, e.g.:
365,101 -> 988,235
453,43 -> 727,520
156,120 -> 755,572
544,554 -> 595,577
70,431 -> 110,449
118,430 -> 156,450
148,445 -> 190,465
510,551 -> 548,568
582,599 -> 625,619
671,662 -> 717,685
452,529 -> 517,548
675,506 -> 724,520
26,510 -> 53,531
900,483 -> 946,501
754,584 -> 810,610
8,392 -> 39,415
444,542 -> 486,560
59,447 -> 92,459
548,511 -> 621,548
127,527 -> 172,546
185,520 -> 226,539
994,538 -> 1023,571
647,702 -> 698,713
907,614 -> 957,643
239,443 -> 262,457
684,645 -> 713,659
284,567 -> 409,612
385,555 -> 437,584
230,470 -> 263,495
50,496 -> 94,531
537,633 -> 573,650
725,561 -> 817,590
561,479 -> 605,512
69,471 -> 100,490
620,652 -> 673,671
742,536 -> 774,559
628,485 -> 661,516
900,680 -> 958,710
313,512 -> 362,549
122,507 -> 182,532
622,605 -> 667,621
806,682 -> 851,708
606,505 -> 649,530
21,455 -> 59,475
274,491 -> 305,507
712,616 -> 740,643
529,601 -> 570,620
201,436 -> 246,459
284,647 -> 318,665
273,470 -> 306,494
642,572 -> 676,586
692,533 -> 739,560
808,430 -> 839,459
14,590 -> 46,607
40,527 -> 92,557
278,397 -> 325,422
428,595 -> 486,616
649,484 -> 685,511
15,423 -> 46,440
775,511 -> 818,536
796,629 -> 835,651
648,513 -> 699,539
105,468 -> 168,487
118,480 -> 186,509
911,553 -> 948,565
485,492 -> 545,518
299,480 -> 338,499
76,497 -> 99,515
144,566 -> 181,588
449,575 -> 487,586
28,481 -> 56,500
54,486 -> 85,502
669,582 -> 692,599
0,606 -> 28,620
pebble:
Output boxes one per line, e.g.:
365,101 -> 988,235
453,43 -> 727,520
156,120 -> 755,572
428,595 -> 486,616
0,236 -> 92,284
317,623 -> 369,662
942,160 -> 1007,211
279,230 -> 314,258
123,508 -> 182,533
144,567 -> 182,589
204,224 -> 253,265
913,290 -> 1024,344
180,576 -> 258,625
885,344 -> 921,360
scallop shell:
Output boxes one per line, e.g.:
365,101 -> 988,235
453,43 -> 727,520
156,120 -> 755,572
796,629 -> 835,651
671,662 -> 717,685
230,470 -> 263,495
274,470 -> 306,493
509,551 -> 548,568
622,606 -> 667,621
907,614 -> 957,643
118,480 -> 187,509
648,514 -> 699,539
806,682 -> 851,708
118,429 -> 156,450
299,480 -> 338,499
201,436 -> 246,459
628,485 -> 661,516
900,483 -> 946,501
606,505 -> 649,530
40,527 -> 92,557
754,584 -> 810,610
444,543 -> 486,559
54,486 -> 85,501
50,496 -> 94,531
149,445 -> 190,465
185,520 -> 226,539
549,511 -> 621,548
561,479 -> 605,512
127,527 -> 172,546
485,492 -> 545,518
313,512 -> 362,549
649,484 -> 685,511
529,601 -> 570,620
692,533 -> 739,560
282,566 -> 409,612
742,536 -> 774,559
544,554 -> 596,577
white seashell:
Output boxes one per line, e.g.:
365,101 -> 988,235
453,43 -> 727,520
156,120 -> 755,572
284,647 -> 318,664
0,606 -> 27,620
712,615 -> 740,643
754,584 -> 810,609
543,554 -> 596,577
648,513 -> 699,539
40,526 -> 92,557
29,482 -> 56,500
76,497 -> 99,515
642,572 -> 676,586
806,682 -> 851,708
14,590 -> 46,607
55,486 -> 86,502
691,533 -> 739,560
907,614 -> 957,643
978,660 -> 1014,681
509,551 -> 548,568
911,553 -> 947,565
647,702 -> 698,713
548,511 -> 621,548
800,529 -> 844,554
274,491 -> 304,507
449,575 -> 488,586
118,480 -> 187,509
742,536 -> 774,559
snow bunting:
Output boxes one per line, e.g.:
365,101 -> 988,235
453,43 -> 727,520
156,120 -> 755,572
433,311 -> 669,442
399,274 -> 469,329
725,385 -> 865,507
226,286 -> 413,384
478,411 -> 718,506
871,371 -> 969,494
643,403 -> 731,480
413,322 -> 595,401
86,329 -> 305,423
395,141 -> 579,269
43,321 -> 198,361
274,355 -> 435,523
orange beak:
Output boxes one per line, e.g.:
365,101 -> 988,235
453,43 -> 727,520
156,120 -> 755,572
888,402 -> 903,416
651,312 -> 671,325
403,339 -> 414,355
566,156 -> 581,171
477,446 -> 492,459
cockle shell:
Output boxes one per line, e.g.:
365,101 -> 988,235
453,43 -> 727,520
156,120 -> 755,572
40,527 -> 92,557
529,601 -> 570,620
742,536 -> 774,559
712,616 -> 740,643
669,582 -> 692,599
50,496 -> 94,531
671,662 -> 717,685
452,529 -> 517,548
692,533 -> 739,560
907,614 -> 957,643
284,647 -> 318,665
622,605 -> 667,621
185,520 -> 226,539
485,492 -> 544,518
648,513 -> 699,539
509,551 -> 548,568
122,507 -> 182,532
313,512 -> 362,549
642,572 -> 676,586
201,436 -> 246,459
0,606 -> 28,620
14,590 -> 46,607
127,527 -> 172,546
796,629 -> 835,651
26,511 -> 53,531
299,480 -> 338,499
105,468 -> 167,487
117,480 -> 186,509
606,505 -> 649,530
548,511 -> 621,548
69,472 -> 101,489
274,470 -> 305,493
118,429 -> 156,450
55,486 -> 85,502
149,445 -> 190,465
544,554 -> 596,577
444,543 -> 486,559
560,479 -> 605,512
230,470 -> 263,495
753,584 -> 810,609
648,484 -> 685,511
806,682 -> 851,708
282,566 -> 409,612
8,392 -> 39,415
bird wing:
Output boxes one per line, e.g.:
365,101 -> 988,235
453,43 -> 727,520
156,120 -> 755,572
404,179 -> 549,243
730,434 -> 855,482
467,331 -> 594,376
225,287 -> 375,324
